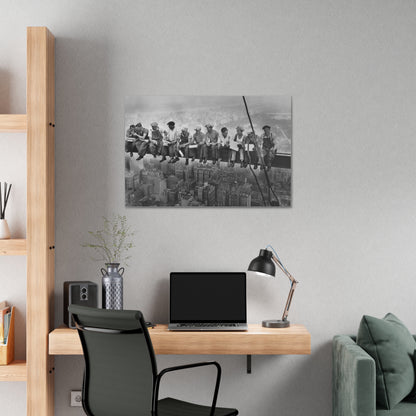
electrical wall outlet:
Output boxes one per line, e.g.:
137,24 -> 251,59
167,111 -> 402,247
70,391 -> 82,407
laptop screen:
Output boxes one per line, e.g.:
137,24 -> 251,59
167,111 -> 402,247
170,272 -> 247,323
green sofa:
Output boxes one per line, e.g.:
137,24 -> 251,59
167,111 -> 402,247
333,335 -> 416,416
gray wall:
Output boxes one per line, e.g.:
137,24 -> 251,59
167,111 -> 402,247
1,0 -> 416,415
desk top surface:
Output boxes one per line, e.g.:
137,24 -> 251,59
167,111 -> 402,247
49,324 -> 311,355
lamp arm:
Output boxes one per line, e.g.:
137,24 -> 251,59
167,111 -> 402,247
272,254 -> 298,322
281,280 -> 297,322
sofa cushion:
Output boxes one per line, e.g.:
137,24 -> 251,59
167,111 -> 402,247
377,401 -> 416,416
357,313 -> 416,410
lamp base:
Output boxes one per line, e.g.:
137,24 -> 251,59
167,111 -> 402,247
262,319 -> 290,328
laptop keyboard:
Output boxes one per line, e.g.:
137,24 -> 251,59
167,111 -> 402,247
177,323 -> 242,328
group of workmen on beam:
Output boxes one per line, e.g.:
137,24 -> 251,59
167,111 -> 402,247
126,120 -> 279,170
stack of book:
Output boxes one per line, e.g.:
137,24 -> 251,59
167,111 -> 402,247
0,301 -> 12,344
0,301 -> 15,365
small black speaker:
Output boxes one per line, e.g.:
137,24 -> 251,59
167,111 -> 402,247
63,281 -> 98,328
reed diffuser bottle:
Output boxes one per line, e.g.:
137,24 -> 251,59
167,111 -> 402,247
0,182 -> 12,239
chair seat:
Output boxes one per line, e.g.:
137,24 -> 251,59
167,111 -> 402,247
158,397 -> 238,416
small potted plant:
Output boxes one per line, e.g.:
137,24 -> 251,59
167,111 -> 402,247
82,215 -> 135,310
0,182 -> 12,240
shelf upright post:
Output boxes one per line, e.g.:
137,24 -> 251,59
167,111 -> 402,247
26,26 -> 55,416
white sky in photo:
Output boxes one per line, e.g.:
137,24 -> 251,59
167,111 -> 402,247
125,95 -> 291,115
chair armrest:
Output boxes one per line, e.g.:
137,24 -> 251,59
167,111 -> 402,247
333,335 -> 376,416
152,361 -> 221,416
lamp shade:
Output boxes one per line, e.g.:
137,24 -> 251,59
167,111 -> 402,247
247,249 -> 276,277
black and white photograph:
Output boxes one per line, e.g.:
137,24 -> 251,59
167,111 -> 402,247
125,96 -> 292,207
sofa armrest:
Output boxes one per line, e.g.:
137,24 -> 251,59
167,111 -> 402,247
333,335 -> 376,416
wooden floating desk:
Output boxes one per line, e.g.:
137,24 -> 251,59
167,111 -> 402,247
49,324 -> 310,355
49,324 -> 310,372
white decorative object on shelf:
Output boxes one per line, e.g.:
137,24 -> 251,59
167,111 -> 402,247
0,182 -> 12,239
0,219 -> 10,240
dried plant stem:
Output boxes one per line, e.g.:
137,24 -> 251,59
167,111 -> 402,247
82,215 -> 135,266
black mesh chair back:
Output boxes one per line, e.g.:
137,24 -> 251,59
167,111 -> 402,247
68,305 -> 157,416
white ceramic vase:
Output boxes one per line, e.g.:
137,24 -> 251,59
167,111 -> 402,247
0,219 -> 11,239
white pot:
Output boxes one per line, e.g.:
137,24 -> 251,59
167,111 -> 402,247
0,219 -> 11,239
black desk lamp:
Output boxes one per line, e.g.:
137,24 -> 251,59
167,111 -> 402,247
248,246 -> 298,328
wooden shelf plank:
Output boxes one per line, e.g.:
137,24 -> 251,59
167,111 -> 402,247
0,115 -> 27,132
49,324 -> 311,356
0,360 -> 27,381
0,239 -> 27,256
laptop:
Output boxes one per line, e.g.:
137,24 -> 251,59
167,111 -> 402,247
168,272 -> 248,331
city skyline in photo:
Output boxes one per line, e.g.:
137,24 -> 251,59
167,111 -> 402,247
125,155 -> 291,207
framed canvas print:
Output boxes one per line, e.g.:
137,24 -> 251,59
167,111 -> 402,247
125,96 -> 291,207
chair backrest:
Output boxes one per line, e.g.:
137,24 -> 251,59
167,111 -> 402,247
68,305 -> 157,416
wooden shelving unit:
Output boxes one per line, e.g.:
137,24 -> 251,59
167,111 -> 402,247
0,239 -> 27,256
0,360 -> 27,382
0,27 -> 55,416
0,115 -> 27,132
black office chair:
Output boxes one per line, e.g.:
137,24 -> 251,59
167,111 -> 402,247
68,305 -> 239,416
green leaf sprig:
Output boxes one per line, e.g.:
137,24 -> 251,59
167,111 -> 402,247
82,215 -> 135,266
